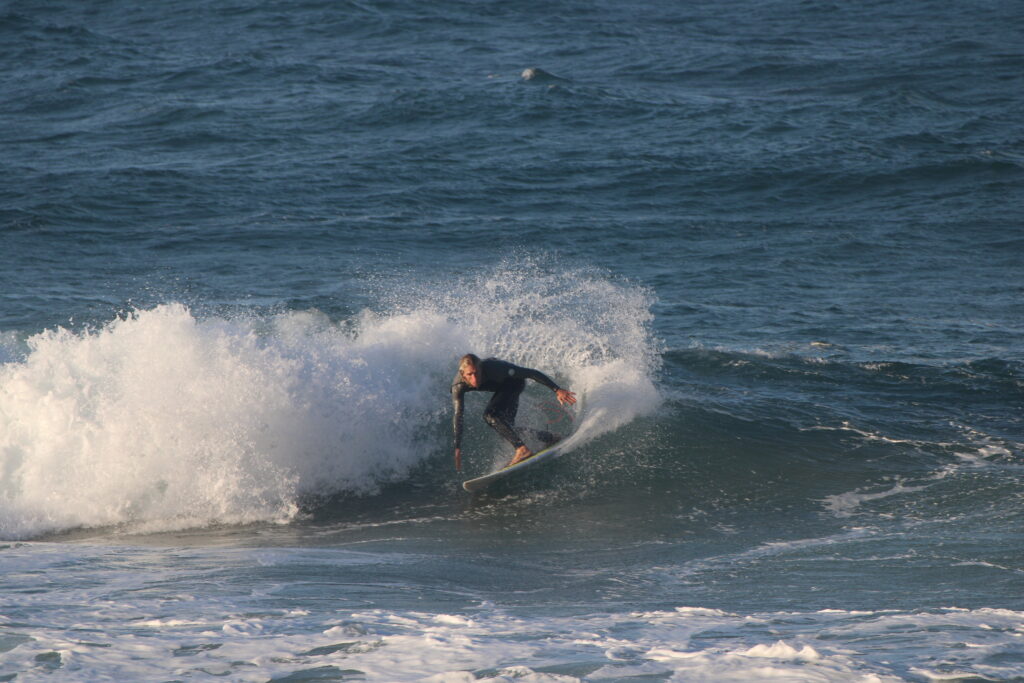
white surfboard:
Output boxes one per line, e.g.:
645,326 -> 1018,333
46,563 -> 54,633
461,440 -> 570,493
461,395 -> 582,493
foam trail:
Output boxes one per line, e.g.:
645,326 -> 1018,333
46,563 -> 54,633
0,262 -> 661,539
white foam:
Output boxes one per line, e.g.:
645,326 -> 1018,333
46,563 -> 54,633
742,640 -> 821,661
802,421 -> 920,446
0,265 -> 661,539
3,542 -> 1019,683
822,480 -> 932,518
0,304 -> 458,539
953,443 -> 1010,468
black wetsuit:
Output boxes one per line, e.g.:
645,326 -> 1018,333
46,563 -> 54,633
452,358 -> 561,451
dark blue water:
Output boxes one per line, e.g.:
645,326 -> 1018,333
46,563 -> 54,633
2,1 -> 1023,680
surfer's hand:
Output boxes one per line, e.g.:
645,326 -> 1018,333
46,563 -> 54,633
555,389 -> 577,406
454,448 -> 462,472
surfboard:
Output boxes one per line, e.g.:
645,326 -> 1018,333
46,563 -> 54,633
461,440 -> 569,493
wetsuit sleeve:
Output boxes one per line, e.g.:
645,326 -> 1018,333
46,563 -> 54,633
515,365 -> 561,392
452,383 -> 466,450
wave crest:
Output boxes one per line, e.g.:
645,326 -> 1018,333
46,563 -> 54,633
0,264 -> 661,539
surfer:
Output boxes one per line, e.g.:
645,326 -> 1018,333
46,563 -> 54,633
452,354 -> 577,471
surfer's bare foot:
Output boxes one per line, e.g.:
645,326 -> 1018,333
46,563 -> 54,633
509,445 -> 533,466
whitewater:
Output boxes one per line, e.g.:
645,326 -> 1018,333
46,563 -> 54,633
1,266 -> 660,540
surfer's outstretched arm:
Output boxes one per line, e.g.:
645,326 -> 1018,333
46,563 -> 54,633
515,366 -> 577,406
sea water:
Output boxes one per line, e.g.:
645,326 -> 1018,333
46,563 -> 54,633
2,0 -> 1023,680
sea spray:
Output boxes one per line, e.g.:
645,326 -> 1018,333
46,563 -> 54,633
378,261 -> 663,453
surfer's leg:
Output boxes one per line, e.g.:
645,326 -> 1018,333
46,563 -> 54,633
483,378 -> 526,448
531,429 -> 560,448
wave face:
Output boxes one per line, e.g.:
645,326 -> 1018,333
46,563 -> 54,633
0,264 -> 660,540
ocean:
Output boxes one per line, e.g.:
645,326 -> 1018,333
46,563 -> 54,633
2,0 -> 1023,680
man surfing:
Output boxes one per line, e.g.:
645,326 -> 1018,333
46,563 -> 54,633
452,354 -> 577,471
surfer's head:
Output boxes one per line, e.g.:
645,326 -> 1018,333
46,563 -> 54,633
459,353 -> 481,388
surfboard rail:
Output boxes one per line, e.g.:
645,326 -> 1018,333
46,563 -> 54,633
461,440 -> 572,493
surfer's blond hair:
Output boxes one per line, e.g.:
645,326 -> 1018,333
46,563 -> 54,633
459,353 -> 480,372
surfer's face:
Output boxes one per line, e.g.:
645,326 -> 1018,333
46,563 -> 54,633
462,363 -> 480,388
